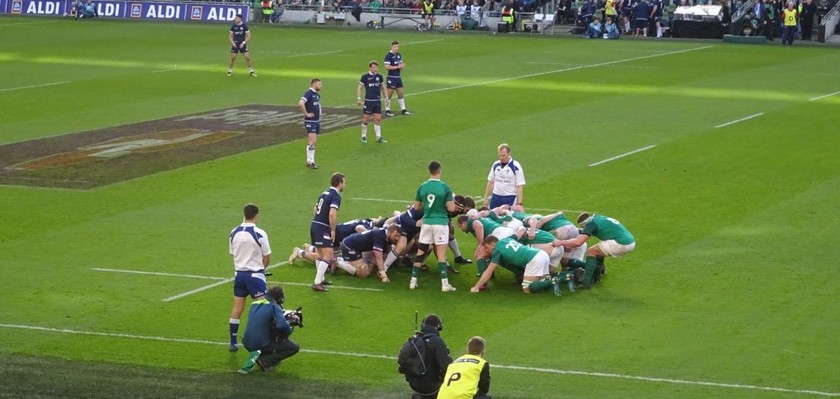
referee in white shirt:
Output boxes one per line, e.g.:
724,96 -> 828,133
483,143 -> 525,209
228,203 -> 272,352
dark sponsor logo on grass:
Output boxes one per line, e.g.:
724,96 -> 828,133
0,105 -> 358,189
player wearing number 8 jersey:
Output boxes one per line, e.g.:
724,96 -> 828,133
410,161 -> 460,292
554,213 -> 635,289
309,173 -> 346,292
438,336 -> 492,399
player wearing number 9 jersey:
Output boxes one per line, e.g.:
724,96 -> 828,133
438,336 -> 491,399
410,161 -> 460,292
309,173 -> 346,292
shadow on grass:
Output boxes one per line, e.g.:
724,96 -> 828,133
0,354 -> 406,399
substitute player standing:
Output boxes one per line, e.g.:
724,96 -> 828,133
228,14 -> 256,77
356,61 -> 387,144
383,41 -> 413,117
299,78 -> 322,169
228,203 -> 272,351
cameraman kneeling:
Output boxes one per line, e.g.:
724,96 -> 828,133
239,285 -> 300,373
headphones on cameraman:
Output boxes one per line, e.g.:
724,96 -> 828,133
422,314 -> 443,332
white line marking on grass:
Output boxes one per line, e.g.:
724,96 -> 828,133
267,281 -> 384,292
351,197 -> 583,214
0,20 -> 57,27
411,46 -> 714,97
285,50 -> 344,58
257,50 -> 344,57
1,323 -> 837,397
809,91 -> 840,101
152,67 -> 179,73
589,145 -> 657,167
714,112 -> 764,128
494,364 -> 840,397
401,39 -> 444,45
91,264 -> 383,298
0,81 -> 70,92
162,279 -> 231,302
92,268 -> 227,281
161,261 -> 287,302
351,197 -> 414,204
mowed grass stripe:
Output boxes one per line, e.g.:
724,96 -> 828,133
1,323 -> 837,397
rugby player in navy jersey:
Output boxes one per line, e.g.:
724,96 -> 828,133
289,217 -> 382,270
383,205 -> 424,272
228,14 -> 256,77
383,41 -> 413,117
298,78 -> 322,169
336,225 -> 401,282
356,61 -> 387,144
309,173 -> 345,292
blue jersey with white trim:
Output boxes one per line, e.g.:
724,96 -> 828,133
301,88 -> 321,122
359,73 -> 384,101
384,51 -> 403,77
230,22 -> 249,43
342,228 -> 389,253
312,187 -> 341,227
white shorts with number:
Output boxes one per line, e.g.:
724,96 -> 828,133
595,240 -> 635,257
418,224 -> 449,246
523,250 -> 550,277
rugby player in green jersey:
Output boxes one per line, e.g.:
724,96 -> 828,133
470,236 -> 561,295
410,161 -> 461,292
554,212 -> 635,288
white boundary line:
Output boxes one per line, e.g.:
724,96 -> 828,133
92,267 -> 226,281
588,145 -> 657,167
714,112 -> 765,129
0,323 -> 836,397
410,46 -> 714,97
0,81 -> 71,92
152,67 -> 179,73
91,264 -> 383,300
350,198 -> 584,214
809,91 -> 840,101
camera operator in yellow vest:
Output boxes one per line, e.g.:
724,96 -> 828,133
438,336 -> 492,399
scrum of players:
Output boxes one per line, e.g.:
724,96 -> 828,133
288,197 -> 635,297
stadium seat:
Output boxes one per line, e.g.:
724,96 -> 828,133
533,13 -> 544,33
541,13 -> 555,34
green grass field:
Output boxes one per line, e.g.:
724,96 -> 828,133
1,15 -> 839,399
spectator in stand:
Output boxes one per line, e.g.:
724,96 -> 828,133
580,0 -> 596,28
764,0 -> 777,40
585,16 -> 603,36
633,0 -> 650,36
270,0 -> 285,23
799,0 -> 815,40
470,0 -> 481,20
650,0 -> 663,37
455,0 -> 467,28
604,15 -> 621,37
620,0 -> 634,33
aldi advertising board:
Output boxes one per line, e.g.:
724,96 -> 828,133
2,0 -> 250,22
